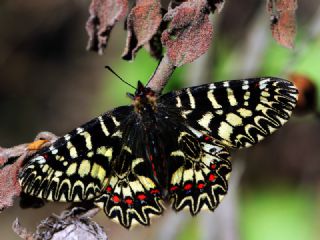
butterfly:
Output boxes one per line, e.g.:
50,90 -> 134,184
19,77 -> 298,228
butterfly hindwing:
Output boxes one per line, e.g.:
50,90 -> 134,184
94,145 -> 164,229
19,106 -> 131,202
161,77 -> 298,148
168,127 -> 231,214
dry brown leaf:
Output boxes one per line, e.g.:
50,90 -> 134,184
161,0 -> 213,67
0,132 -> 58,211
0,146 -> 26,211
267,0 -> 297,49
86,0 -> 128,54
122,0 -> 162,60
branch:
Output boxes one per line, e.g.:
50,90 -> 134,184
146,55 -> 176,93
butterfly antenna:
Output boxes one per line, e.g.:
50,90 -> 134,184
105,66 -> 136,90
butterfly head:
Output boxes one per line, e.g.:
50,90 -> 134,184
130,81 -> 157,113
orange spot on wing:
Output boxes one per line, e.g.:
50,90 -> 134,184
28,139 -> 49,151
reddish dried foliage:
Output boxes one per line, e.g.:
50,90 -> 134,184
0,145 -> 26,211
85,0 -> 298,68
86,0 -> 223,66
161,0 -> 213,66
267,0 -> 297,49
86,0 -> 128,54
0,133 -> 57,211
122,0 -> 162,60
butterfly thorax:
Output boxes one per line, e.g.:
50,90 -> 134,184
132,84 -> 157,114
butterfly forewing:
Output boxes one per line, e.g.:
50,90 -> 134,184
160,77 -> 298,148
19,106 -> 131,202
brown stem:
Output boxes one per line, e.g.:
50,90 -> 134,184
146,54 -> 176,93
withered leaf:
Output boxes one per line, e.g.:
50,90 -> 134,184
0,146 -> 26,211
161,0 -> 213,67
86,0 -> 128,54
0,133 -> 57,211
267,0 -> 297,49
122,0 -> 162,60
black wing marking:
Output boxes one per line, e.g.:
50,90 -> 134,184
19,106 -> 131,202
160,77 -> 298,148
168,126 -> 231,214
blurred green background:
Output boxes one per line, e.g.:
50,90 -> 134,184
0,1 -> 319,240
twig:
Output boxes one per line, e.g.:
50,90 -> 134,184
12,218 -> 34,240
146,54 -> 176,93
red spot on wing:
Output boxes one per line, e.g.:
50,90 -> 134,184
137,193 -> 147,201
150,189 -> 160,195
184,183 -> 192,191
43,154 -> 49,160
149,154 -> 158,177
208,174 -> 216,182
197,183 -> 205,189
204,135 -> 211,142
151,164 -> 157,177
210,164 -> 216,170
112,195 -> 120,203
170,185 -> 178,192
125,197 -> 134,205
106,186 -> 112,192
